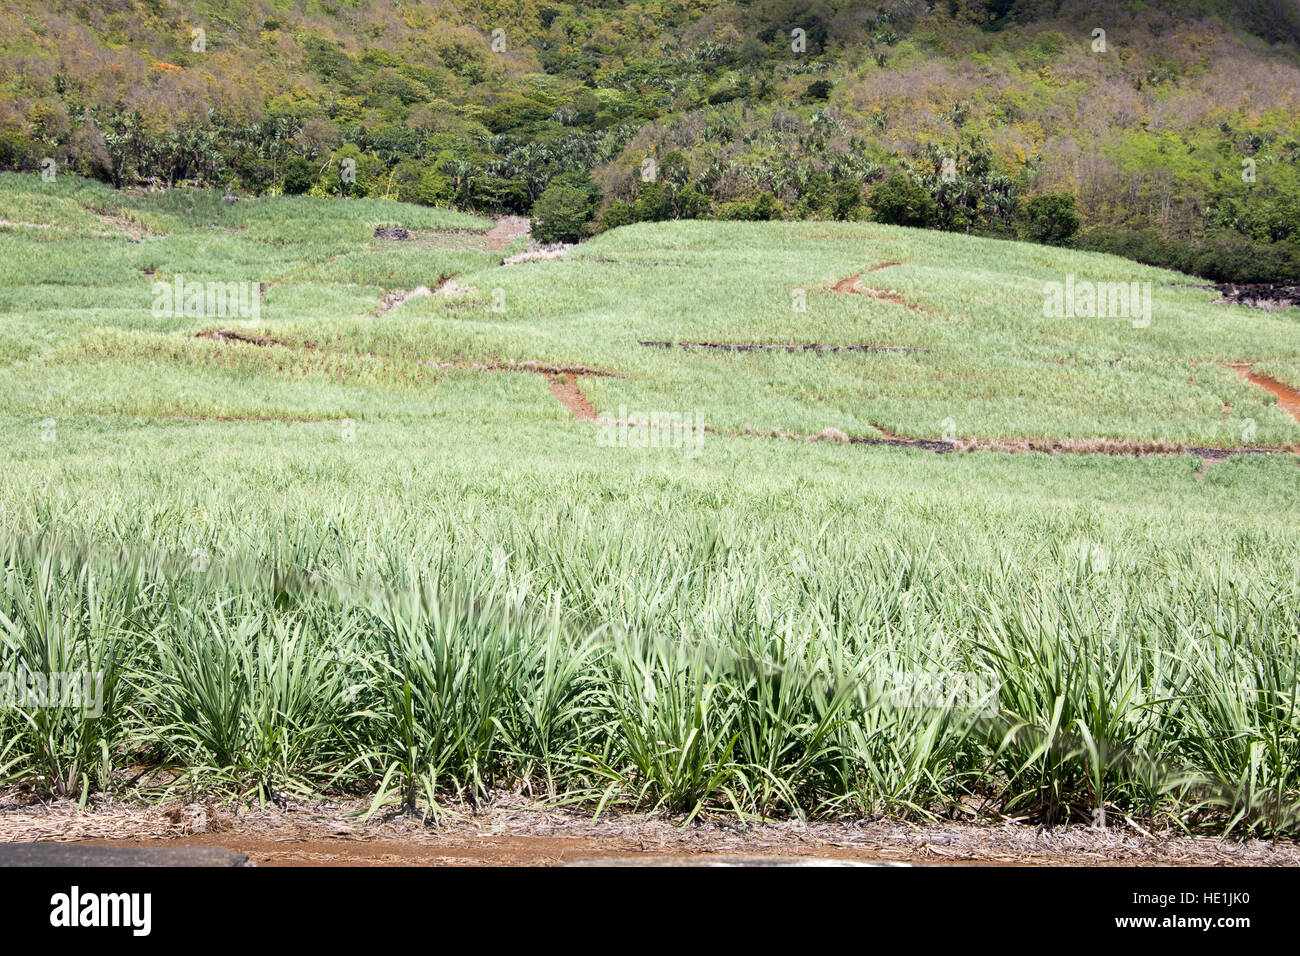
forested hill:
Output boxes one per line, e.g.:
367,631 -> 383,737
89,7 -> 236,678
2,1 -> 1299,280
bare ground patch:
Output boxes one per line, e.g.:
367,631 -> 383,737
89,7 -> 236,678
503,242 -> 573,265
2,795 -> 1295,867
1214,282 -> 1300,311
374,275 -> 460,316
485,215 -> 531,252
549,374 -> 597,422
832,273 -> 925,309
1225,362 -> 1300,423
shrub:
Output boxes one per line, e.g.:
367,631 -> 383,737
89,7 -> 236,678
280,157 -> 316,195
601,201 -> 636,231
719,192 -> 780,221
869,174 -> 935,228
632,182 -> 674,222
673,183 -> 710,219
531,184 -> 592,243
234,154 -> 276,194
751,191 -> 780,221
0,131 -> 37,171
803,79 -> 833,102
1075,227 -> 1300,284
1018,192 -> 1080,245
467,176 -> 531,214
829,180 -> 864,220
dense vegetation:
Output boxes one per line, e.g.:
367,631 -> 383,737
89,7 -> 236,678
1,175 -> 1298,832
1,1 -> 1298,279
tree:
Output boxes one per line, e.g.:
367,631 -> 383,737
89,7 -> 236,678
281,157 -> 316,195
632,182 -> 674,222
829,180 -> 864,220
803,79 -> 833,103
531,183 -> 594,243
1018,192 -> 1080,245
467,176 -> 531,213
869,174 -> 935,228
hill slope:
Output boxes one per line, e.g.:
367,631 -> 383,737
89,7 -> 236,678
2,2 -> 1299,278
1,174 -> 1299,830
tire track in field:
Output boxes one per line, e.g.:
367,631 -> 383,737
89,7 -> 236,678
548,374 -> 597,421
1224,362 -> 1300,423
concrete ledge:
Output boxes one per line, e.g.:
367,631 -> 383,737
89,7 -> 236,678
0,843 -> 252,867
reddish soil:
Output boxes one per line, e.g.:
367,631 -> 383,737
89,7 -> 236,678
1226,362 -> 1300,423
832,272 -> 864,294
548,374 -> 597,422
832,273 -> 923,309
8,799 -> 1296,867
866,261 -> 903,272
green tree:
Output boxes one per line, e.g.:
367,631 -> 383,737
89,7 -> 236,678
869,174 -> 935,228
803,79 -> 833,103
1018,192 -> 1080,245
280,157 -> 316,195
531,183 -> 594,243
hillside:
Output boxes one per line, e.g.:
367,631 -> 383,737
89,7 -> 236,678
3,170 -> 1298,444
1,172 -> 1299,833
2,1 -> 1299,280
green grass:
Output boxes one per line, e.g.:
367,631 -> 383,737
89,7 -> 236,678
0,175 -> 1297,833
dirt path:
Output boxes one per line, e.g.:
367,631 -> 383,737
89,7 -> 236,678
374,285 -> 431,317
548,374 -> 597,422
66,832 -> 909,867
484,216 -> 531,252
832,272 -> 925,309
7,800 -> 1296,867
1226,362 -> 1300,423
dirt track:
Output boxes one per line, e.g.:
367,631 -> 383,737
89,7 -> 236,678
548,374 -> 597,421
1226,362 -> 1300,423
484,216 -> 531,252
5,798 -> 1297,867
